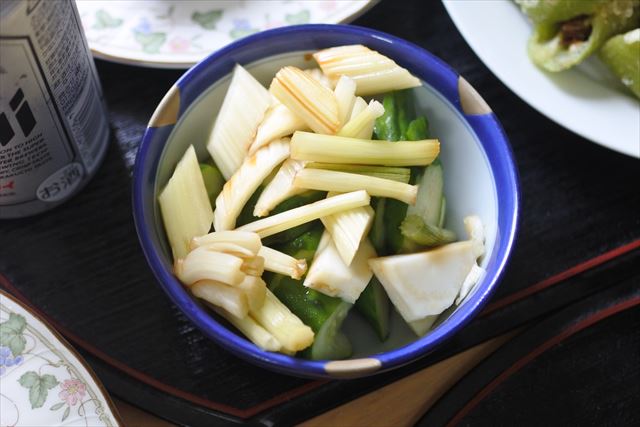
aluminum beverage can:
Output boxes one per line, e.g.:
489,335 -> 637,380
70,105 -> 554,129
0,0 -> 110,218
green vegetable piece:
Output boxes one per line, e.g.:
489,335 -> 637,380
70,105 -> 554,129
408,159 -> 443,227
373,94 -> 400,141
599,29 -> 640,99
395,90 -> 416,139
438,196 -> 447,229
270,229 -> 353,360
369,197 -> 387,254
400,215 -> 456,247
405,117 -> 429,141
199,163 -> 225,206
354,277 -> 390,341
262,190 -> 326,245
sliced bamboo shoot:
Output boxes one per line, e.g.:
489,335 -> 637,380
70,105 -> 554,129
190,230 -> 262,254
213,139 -> 290,231
235,275 -> 267,312
456,264 -> 486,305
321,192 -> 374,265
338,100 -> 384,139
158,146 -> 214,260
313,44 -> 421,96
240,255 -> 265,277
206,64 -> 272,179
304,233 -> 376,303
294,168 -> 417,205
369,240 -> 479,321
304,67 -> 333,89
237,190 -> 371,238
212,306 -> 282,352
175,248 -> 245,286
191,280 -> 248,319
249,103 -> 307,155
270,66 -> 340,134
253,159 -> 308,217
258,246 -> 307,279
334,75 -> 357,126
349,96 -> 368,121
307,163 -> 411,183
408,315 -> 438,337
250,289 -> 314,352
290,131 -> 440,166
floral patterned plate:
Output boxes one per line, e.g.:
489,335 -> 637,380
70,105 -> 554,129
76,0 -> 376,68
0,290 -> 121,427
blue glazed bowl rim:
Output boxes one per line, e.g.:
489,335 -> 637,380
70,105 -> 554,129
133,23 -> 520,378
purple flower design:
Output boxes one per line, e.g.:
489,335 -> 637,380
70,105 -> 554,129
133,17 -> 152,34
232,19 -> 252,30
0,345 -> 23,375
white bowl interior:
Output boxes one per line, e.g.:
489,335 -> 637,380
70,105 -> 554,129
158,51 -> 498,357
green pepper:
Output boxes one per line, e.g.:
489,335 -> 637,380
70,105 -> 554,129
599,28 -> 640,99
354,277 -> 390,341
270,229 -> 353,360
199,163 -> 225,206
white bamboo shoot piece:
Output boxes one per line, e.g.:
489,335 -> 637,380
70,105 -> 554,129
191,280 -> 248,319
207,64 -> 272,179
259,246 -> 307,279
253,159 -> 307,217
212,306 -> 282,352
368,216 -> 486,322
338,100 -> 384,139
334,75 -> 357,127
190,230 -> 262,255
294,168 -> 417,205
408,315 -> 439,337
249,103 -> 307,154
213,139 -> 290,231
304,67 -> 333,88
349,97 -> 368,121
290,131 -> 440,166
240,256 -> 265,277
237,190 -> 371,238
313,44 -> 421,96
175,248 -> 245,286
158,145 -> 214,260
235,275 -> 267,312
250,289 -> 314,352
304,233 -> 375,303
270,66 -> 340,134
321,192 -> 374,265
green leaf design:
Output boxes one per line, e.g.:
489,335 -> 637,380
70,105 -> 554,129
285,10 -> 310,25
229,28 -> 259,40
18,371 -> 39,388
50,402 -> 65,411
19,371 -> 59,409
134,31 -> 167,54
62,406 -> 70,422
93,9 -> 123,29
191,10 -> 223,30
0,313 -> 27,356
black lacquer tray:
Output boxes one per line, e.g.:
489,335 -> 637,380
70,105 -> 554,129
1,1 -> 638,425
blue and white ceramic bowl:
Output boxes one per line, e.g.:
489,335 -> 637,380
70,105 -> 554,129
133,24 -> 519,379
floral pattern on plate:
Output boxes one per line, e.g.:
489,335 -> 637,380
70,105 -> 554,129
76,0 -> 374,68
0,291 -> 120,427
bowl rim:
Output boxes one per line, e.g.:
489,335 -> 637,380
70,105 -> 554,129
133,23 -> 520,379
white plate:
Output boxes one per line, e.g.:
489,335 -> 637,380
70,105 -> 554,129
76,0 -> 375,69
443,0 -> 640,158
0,291 -> 121,427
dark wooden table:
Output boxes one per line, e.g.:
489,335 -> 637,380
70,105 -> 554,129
1,1 -> 639,425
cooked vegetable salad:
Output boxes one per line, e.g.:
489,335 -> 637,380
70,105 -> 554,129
158,45 -> 486,359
